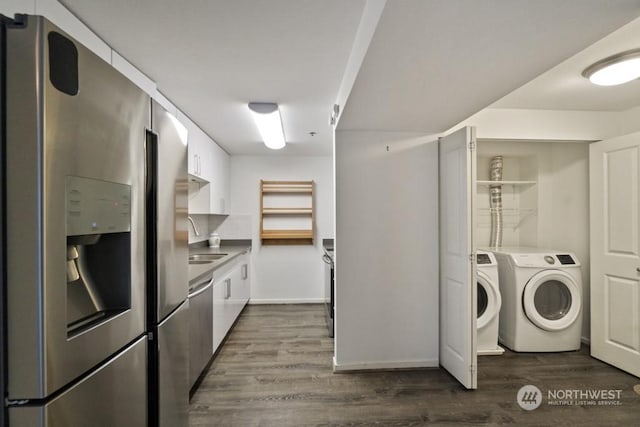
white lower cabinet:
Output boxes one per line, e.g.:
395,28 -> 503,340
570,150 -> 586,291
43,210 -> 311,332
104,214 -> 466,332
212,250 -> 251,354
239,253 -> 251,305
212,276 -> 227,352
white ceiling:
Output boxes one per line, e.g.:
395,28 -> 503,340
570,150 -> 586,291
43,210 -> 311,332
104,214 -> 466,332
493,15 -> 640,111
337,0 -> 640,133
60,0 -> 366,156
60,0 -> 640,153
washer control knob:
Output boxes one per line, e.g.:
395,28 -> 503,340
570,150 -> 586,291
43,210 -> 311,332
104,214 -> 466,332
544,255 -> 555,265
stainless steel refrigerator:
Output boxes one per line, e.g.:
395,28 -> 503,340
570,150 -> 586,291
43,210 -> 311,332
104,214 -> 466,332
1,14 -> 148,426
1,14 -> 189,426
146,100 -> 190,427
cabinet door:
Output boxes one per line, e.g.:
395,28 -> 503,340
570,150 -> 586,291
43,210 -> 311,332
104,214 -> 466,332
226,265 -> 244,325
178,110 -> 205,180
187,128 -> 200,177
187,142 -> 198,177
198,138 -> 214,183
212,278 -> 227,352
210,142 -> 230,214
187,129 -> 212,213
240,253 -> 251,304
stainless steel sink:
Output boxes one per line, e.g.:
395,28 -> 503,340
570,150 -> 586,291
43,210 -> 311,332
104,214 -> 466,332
188,260 -> 213,265
189,253 -> 227,262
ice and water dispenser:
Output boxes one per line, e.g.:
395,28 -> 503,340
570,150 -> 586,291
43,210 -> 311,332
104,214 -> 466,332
66,176 -> 132,336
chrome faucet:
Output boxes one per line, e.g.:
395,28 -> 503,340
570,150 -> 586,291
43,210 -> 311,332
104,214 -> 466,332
187,216 -> 200,236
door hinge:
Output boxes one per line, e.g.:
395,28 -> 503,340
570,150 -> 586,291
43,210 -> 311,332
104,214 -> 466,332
470,365 -> 476,374
469,253 -> 475,262
468,140 -> 476,150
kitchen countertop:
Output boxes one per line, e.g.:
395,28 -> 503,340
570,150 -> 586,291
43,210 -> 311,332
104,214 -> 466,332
188,239 -> 252,285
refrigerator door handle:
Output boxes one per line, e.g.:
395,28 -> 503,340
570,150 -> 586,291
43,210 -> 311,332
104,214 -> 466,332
225,278 -> 231,299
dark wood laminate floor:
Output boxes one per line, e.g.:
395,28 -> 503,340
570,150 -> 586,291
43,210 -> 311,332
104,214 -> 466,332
190,304 -> 640,426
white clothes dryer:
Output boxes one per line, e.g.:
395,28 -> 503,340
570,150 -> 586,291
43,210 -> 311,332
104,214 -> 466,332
476,251 -> 503,355
490,247 -> 583,352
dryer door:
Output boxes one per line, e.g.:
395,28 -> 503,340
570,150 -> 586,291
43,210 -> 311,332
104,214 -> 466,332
477,272 -> 501,329
523,270 -> 581,331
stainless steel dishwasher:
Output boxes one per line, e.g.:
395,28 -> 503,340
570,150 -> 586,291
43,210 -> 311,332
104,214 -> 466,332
188,273 -> 214,389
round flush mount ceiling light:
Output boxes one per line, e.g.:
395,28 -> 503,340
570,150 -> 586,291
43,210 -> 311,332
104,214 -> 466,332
582,48 -> 640,86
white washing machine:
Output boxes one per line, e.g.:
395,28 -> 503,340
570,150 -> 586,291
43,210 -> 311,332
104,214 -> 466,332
476,251 -> 503,355
490,247 -> 583,352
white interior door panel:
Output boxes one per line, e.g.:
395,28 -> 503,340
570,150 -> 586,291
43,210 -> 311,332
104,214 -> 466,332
590,132 -> 640,378
438,126 -> 477,389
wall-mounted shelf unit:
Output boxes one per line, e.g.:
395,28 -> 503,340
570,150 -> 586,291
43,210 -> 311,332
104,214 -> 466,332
260,180 -> 314,244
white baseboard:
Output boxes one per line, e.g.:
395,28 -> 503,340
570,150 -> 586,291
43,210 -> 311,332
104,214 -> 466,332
332,357 -> 439,372
248,298 -> 325,305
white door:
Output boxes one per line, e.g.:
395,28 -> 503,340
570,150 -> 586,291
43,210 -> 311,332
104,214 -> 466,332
590,132 -> 640,378
439,127 -> 477,389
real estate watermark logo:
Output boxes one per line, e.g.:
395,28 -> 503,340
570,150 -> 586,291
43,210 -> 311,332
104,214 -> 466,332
547,388 -> 622,407
517,385 -> 625,410
517,385 -> 542,410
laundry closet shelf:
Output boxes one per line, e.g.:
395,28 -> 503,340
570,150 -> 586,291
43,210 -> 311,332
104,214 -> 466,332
477,180 -> 536,186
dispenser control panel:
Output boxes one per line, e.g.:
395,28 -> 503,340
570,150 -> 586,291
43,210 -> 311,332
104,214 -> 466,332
66,175 -> 131,236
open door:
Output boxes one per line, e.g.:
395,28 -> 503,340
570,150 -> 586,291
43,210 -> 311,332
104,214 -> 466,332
439,126 -> 477,389
590,132 -> 640,378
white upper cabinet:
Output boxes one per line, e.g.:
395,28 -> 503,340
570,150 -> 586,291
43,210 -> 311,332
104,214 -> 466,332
177,111 -> 230,215
187,127 -> 212,182
210,142 -> 230,215
195,133 -> 214,183
177,112 -> 210,183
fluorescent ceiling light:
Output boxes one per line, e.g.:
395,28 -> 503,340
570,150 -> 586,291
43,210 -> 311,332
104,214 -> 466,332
582,48 -> 640,86
248,102 -> 285,150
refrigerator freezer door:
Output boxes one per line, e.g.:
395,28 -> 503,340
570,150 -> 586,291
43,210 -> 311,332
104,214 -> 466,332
151,100 -> 189,322
9,337 -> 147,426
158,301 -> 189,427
5,16 -> 148,399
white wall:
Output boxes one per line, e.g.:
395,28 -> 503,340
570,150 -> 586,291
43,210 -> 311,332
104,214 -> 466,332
229,155 -> 333,303
334,130 -> 439,370
543,142 -> 590,340
620,105 -> 640,136
456,108 -> 629,141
